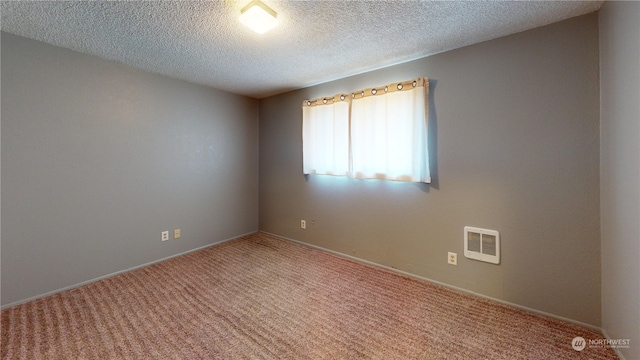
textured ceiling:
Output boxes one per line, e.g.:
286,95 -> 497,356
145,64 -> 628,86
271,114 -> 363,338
1,1 -> 603,99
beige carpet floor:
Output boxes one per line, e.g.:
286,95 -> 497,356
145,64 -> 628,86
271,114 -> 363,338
1,232 -> 619,359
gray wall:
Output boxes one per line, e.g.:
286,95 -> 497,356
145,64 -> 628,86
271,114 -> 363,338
600,2 -> 640,359
1,33 -> 259,306
259,14 -> 601,326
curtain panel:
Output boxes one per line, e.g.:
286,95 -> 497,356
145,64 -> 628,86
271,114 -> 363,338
302,78 -> 430,183
351,78 -> 430,183
302,95 -> 350,176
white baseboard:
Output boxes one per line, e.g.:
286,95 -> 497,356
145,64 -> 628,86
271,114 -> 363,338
262,231 -> 603,333
1,230 -> 257,310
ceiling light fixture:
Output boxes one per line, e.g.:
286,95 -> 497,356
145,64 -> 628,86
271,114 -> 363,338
239,0 -> 278,34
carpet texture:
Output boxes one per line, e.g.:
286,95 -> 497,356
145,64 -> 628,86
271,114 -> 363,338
1,232 -> 619,359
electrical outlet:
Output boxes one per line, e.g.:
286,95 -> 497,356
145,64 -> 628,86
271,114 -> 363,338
448,252 -> 457,265
301,220 -> 306,229
173,229 -> 181,239
161,231 -> 169,242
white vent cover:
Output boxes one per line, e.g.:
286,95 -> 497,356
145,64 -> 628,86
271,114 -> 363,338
464,226 -> 500,264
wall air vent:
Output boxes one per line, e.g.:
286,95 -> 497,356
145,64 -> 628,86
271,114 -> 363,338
464,226 -> 500,264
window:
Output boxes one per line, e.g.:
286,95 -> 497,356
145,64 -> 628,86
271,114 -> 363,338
302,78 -> 430,183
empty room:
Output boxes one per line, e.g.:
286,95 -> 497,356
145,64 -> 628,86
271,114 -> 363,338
1,1 -> 638,359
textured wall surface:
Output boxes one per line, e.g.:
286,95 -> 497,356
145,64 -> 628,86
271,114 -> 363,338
599,2 -> 640,359
1,33 -> 259,306
259,14 -> 601,326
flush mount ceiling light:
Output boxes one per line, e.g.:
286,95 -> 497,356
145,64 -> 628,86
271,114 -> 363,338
239,0 -> 278,34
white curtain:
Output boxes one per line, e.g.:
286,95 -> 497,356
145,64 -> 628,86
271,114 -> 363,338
302,78 -> 430,183
351,80 -> 430,183
302,97 -> 350,176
